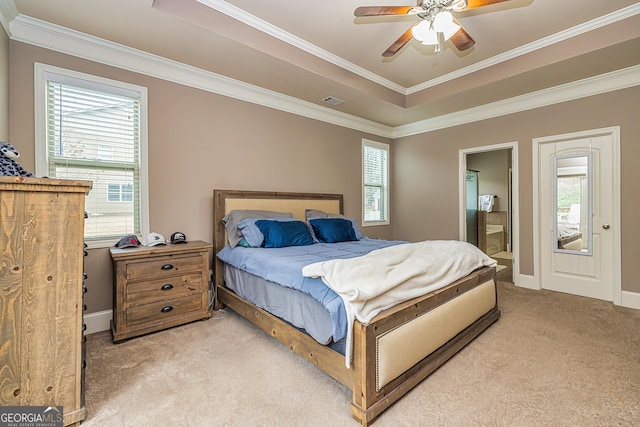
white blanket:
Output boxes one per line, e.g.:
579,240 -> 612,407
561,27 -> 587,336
301,240 -> 497,367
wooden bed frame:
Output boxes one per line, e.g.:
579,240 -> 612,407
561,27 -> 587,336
213,189 -> 500,425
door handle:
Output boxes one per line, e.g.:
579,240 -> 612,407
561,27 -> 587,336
602,224 -> 610,230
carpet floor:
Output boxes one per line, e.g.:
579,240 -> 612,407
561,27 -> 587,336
82,282 -> 640,426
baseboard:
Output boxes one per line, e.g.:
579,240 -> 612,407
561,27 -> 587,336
514,273 -> 538,290
513,273 -> 639,310
621,290 -> 640,310
84,309 -> 112,335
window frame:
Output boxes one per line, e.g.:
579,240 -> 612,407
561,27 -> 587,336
362,139 -> 390,227
34,63 -> 149,248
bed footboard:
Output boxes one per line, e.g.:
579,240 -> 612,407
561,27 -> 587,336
350,267 -> 499,425
217,266 -> 498,426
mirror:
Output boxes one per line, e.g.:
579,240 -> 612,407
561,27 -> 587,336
554,153 -> 592,255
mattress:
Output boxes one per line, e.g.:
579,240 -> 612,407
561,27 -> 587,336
217,239 -> 405,342
223,264 -> 346,353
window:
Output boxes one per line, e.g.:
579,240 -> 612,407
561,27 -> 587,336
35,63 -> 149,246
362,139 -> 389,225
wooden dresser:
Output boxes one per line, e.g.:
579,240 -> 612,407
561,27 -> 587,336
0,177 -> 92,426
110,240 -> 212,342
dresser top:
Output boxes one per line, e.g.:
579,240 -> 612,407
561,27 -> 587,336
110,240 -> 212,260
0,176 -> 92,193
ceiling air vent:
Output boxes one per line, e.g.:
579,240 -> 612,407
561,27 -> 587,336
322,96 -> 345,106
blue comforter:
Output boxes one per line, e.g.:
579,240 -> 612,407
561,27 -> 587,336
217,238 -> 405,342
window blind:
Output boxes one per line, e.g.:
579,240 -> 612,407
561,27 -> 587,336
363,142 -> 389,223
46,77 -> 142,240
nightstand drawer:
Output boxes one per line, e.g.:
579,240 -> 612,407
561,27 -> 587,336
126,294 -> 204,327
126,254 -> 203,280
126,273 -> 203,306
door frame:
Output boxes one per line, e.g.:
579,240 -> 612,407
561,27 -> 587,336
532,126 -> 621,305
459,141 -> 520,285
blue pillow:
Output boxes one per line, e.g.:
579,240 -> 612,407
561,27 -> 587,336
309,218 -> 358,243
237,217 -> 298,247
255,220 -> 314,248
222,209 -> 293,248
304,209 -> 364,242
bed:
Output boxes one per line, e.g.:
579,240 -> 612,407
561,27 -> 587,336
557,222 -> 583,250
213,189 -> 500,425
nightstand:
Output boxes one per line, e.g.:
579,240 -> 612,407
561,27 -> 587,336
110,240 -> 212,342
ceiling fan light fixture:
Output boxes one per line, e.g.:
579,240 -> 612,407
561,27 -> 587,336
433,11 -> 460,41
420,29 -> 439,45
410,20 -> 432,42
354,0 -> 502,57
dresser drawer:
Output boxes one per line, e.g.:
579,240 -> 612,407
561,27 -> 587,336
126,273 -> 203,307
126,254 -> 203,280
126,293 -> 204,327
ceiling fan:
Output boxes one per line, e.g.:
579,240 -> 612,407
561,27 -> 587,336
354,0 -> 511,57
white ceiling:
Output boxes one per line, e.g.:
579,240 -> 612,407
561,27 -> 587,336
5,0 -> 640,129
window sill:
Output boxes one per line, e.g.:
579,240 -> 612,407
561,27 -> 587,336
363,221 -> 390,227
85,239 -> 120,250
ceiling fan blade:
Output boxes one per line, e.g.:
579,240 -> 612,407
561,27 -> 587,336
464,0 -> 511,10
450,19 -> 475,51
382,26 -> 415,57
354,6 -> 416,17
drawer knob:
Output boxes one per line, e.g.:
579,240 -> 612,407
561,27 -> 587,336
161,264 -> 174,270
160,306 -> 174,313
161,284 -> 174,291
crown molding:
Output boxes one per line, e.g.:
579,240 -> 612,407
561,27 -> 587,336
407,3 -> 640,94
393,64 -> 640,138
7,12 -> 640,140
196,0 -> 640,97
9,14 -> 393,138
0,0 -> 17,35
196,0 -> 407,95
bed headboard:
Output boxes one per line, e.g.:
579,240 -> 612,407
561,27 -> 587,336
212,189 -> 344,292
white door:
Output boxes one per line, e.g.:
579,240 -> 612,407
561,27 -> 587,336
538,130 -> 617,301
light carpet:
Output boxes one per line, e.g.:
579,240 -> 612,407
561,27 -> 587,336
82,282 -> 640,426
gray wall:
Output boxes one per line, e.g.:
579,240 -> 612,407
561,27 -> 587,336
0,23 -> 8,140
8,41 -> 392,314
467,150 -> 511,213
392,87 -> 640,294
7,40 -> 640,315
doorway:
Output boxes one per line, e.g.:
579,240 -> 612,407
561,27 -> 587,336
533,127 -> 621,303
459,142 -> 519,285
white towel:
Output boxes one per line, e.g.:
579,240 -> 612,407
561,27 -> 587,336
479,194 -> 495,212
